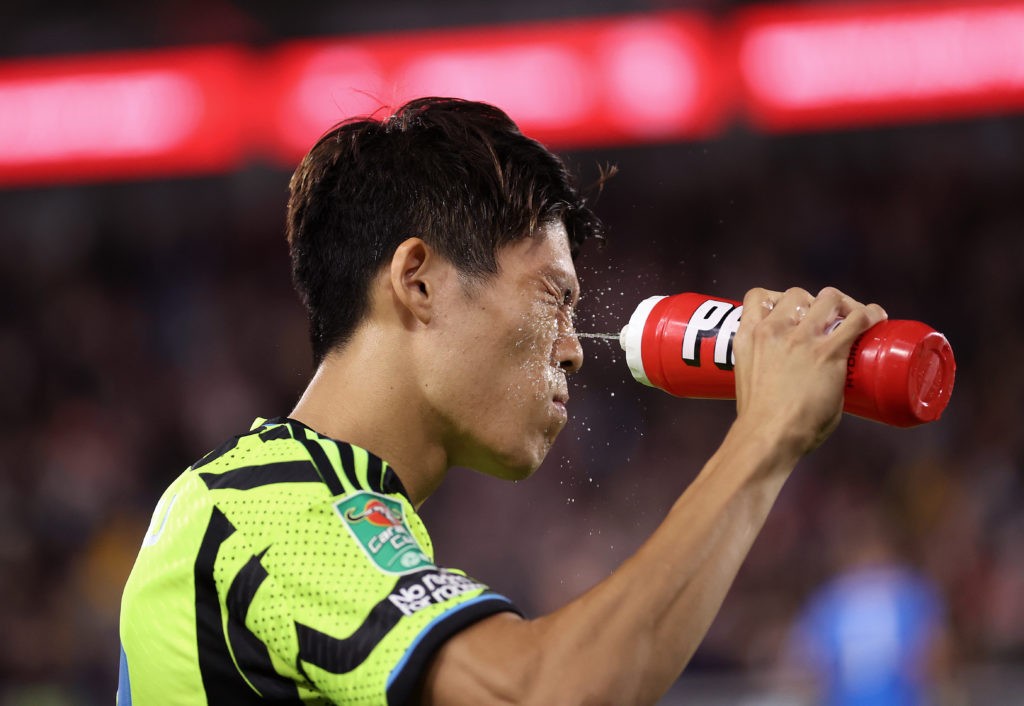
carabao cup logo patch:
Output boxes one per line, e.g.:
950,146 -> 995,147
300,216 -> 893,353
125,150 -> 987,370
335,491 -> 432,574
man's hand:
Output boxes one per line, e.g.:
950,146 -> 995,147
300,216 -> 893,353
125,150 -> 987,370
732,286 -> 888,456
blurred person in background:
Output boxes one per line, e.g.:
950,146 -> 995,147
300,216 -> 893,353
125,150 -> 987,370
117,96 -> 887,705
782,497 -> 954,706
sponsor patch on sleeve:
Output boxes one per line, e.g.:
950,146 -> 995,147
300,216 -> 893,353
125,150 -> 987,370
388,571 -> 489,617
335,491 -> 433,574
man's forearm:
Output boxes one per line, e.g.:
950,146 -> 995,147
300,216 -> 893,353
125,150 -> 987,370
422,420 -> 800,706
524,419 -> 798,704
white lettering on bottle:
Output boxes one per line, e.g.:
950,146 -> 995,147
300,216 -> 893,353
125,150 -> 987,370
682,299 -> 734,367
714,305 -> 743,370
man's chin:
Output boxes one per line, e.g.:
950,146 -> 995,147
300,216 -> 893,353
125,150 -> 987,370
458,428 -> 562,481
469,447 -> 548,482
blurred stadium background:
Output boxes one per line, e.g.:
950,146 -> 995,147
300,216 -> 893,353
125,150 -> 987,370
2,0 -> 1023,703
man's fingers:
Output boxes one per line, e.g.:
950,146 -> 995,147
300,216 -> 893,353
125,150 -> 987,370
741,286 -> 818,331
740,287 -> 784,326
740,285 -> 887,344
770,287 -> 816,327
802,287 -> 848,334
741,285 -> 888,341
813,287 -> 888,345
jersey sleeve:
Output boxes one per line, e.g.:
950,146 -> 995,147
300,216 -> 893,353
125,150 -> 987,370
234,487 -> 520,706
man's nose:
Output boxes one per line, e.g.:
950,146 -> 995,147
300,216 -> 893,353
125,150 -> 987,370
555,330 -> 584,374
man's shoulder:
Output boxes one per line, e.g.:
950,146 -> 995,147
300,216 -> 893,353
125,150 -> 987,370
188,417 -> 325,492
185,417 -> 427,562
190,417 -> 405,496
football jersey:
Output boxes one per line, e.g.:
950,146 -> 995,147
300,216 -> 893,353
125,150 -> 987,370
118,417 -> 518,705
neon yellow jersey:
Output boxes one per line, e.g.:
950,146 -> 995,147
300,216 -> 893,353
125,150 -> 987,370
118,417 -> 519,705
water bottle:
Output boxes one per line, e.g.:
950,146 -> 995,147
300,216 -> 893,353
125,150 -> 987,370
618,293 -> 955,427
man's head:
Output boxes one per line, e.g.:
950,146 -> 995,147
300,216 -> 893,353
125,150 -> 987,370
286,96 -> 603,366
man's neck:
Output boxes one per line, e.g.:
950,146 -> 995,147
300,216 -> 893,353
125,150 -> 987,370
288,335 -> 448,508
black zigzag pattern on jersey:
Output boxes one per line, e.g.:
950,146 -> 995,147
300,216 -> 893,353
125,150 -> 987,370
380,467 -> 410,500
259,424 -> 294,442
225,548 -> 303,702
190,436 -> 242,471
364,452 -> 384,493
295,432 -> 347,496
280,417 -> 412,500
294,571 -> 426,674
199,461 -> 321,490
195,507 -> 266,705
191,421 -> 274,471
333,441 -> 361,493
357,448 -> 412,501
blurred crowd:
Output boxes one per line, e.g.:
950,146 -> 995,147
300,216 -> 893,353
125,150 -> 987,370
1,114 -> 1022,704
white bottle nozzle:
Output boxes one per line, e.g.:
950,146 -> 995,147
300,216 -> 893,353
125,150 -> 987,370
621,296 -> 665,388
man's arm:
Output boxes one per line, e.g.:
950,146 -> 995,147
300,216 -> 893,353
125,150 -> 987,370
419,286 -> 888,706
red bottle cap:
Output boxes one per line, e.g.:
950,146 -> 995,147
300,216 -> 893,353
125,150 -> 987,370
851,320 -> 956,427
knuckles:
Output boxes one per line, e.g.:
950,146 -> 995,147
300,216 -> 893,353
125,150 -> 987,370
816,286 -> 844,302
740,285 -> 881,343
742,287 -> 773,309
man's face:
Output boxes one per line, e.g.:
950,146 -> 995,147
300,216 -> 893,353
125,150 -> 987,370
424,222 -> 583,480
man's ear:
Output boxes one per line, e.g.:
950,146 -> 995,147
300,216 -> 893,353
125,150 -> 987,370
389,237 -> 443,325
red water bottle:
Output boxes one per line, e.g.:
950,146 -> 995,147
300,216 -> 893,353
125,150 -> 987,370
618,293 -> 955,427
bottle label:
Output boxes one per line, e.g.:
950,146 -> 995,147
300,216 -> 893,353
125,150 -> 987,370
681,299 -> 744,370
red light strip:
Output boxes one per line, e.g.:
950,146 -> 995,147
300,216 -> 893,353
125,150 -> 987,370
3,3 -> 1024,186
260,13 -> 725,162
0,46 -> 250,186
733,1 -> 1024,131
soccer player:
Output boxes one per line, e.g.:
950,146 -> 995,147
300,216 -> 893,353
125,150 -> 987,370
783,504 -> 951,705
118,97 -> 887,705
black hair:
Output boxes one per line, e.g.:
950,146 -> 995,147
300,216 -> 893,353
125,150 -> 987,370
286,97 -> 605,366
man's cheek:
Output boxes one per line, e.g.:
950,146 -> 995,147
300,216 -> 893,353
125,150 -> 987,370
512,309 -> 557,361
